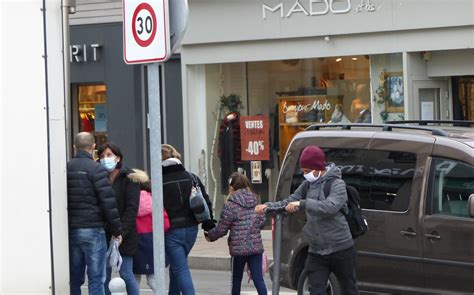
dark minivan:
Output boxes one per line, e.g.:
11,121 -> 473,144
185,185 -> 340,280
272,122 -> 474,294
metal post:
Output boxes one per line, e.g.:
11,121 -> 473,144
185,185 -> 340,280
272,213 -> 283,294
61,0 -> 75,159
148,63 -> 166,295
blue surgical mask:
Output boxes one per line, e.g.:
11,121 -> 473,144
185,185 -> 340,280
304,170 -> 321,182
100,157 -> 117,172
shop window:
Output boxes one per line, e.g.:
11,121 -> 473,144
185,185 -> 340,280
430,158 -> 473,218
78,84 -> 107,157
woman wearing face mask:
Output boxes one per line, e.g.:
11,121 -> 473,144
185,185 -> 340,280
98,143 -> 140,295
256,145 -> 358,295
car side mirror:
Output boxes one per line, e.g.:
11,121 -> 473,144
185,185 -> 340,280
469,194 -> 474,218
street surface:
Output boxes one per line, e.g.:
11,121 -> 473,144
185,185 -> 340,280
83,269 -> 296,294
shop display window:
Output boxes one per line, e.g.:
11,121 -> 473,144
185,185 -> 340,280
77,84 -> 108,156
204,55 -> 371,203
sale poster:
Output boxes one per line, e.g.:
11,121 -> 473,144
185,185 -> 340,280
240,115 -> 270,161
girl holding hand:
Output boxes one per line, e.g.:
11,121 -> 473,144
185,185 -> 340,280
205,172 -> 267,295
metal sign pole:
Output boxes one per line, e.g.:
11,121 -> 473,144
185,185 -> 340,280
272,214 -> 283,294
148,63 -> 166,295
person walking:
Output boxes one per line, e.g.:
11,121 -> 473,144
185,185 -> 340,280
67,132 -> 122,295
256,145 -> 359,295
162,144 -> 215,295
98,143 -> 140,295
130,168 -> 170,293
205,172 -> 267,295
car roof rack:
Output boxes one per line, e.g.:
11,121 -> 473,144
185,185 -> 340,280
386,120 -> 474,127
305,123 -> 448,137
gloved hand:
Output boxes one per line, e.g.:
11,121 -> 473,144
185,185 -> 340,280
265,168 -> 271,179
201,219 -> 217,231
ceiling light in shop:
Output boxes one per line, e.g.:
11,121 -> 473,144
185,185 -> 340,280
336,58 -> 342,62
352,57 -> 358,61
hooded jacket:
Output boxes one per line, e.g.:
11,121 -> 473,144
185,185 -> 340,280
207,188 -> 266,256
266,163 -> 353,255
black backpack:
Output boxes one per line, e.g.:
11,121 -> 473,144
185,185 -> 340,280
323,179 -> 368,239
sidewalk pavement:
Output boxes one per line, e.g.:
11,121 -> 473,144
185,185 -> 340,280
189,230 -> 273,271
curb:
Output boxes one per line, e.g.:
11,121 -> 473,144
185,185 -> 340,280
189,256 -> 274,271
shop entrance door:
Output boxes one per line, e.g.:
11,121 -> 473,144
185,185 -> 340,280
414,80 -> 449,120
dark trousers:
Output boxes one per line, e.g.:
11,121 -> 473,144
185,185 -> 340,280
231,254 -> 268,295
305,246 -> 359,295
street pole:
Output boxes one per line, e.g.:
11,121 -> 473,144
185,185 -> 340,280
148,63 -> 166,295
272,213 -> 283,294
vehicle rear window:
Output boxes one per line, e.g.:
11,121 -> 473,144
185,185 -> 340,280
289,148 -> 416,212
290,148 -> 366,197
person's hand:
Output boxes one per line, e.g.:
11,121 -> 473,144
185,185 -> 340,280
285,201 -> 300,213
202,219 -> 216,231
237,167 -> 245,174
113,235 -> 123,246
255,204 -> 268,214
265,168 -> 271,179
204,231 -> 211,242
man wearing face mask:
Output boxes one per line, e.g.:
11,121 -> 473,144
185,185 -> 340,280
255,145 -> 358,295
67,132 -> 123,295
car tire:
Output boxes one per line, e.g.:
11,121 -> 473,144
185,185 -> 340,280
297,269 -> 342,295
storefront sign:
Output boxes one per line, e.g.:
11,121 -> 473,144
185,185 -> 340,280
262,0 -> 375,19
281,100 -> 332,114
240,115 -> 270,161
69,44 -> 102,63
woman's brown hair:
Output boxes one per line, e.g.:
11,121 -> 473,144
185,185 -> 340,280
228,172 -> 252,191
161,144 -> 181,160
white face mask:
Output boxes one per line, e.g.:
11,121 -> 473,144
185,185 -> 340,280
303,170 -> 321,182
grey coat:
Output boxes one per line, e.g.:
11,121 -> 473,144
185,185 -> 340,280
266,163 -> 353,255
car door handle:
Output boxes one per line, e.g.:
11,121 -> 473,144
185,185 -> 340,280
425,233 -> 441,241
400,228 -> 417,237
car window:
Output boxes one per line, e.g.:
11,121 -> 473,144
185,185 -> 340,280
429,158 -> 474,218
290,148 -> 366,196
362,151 -> 417,212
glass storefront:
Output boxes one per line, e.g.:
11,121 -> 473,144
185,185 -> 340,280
204,53 -> 405,202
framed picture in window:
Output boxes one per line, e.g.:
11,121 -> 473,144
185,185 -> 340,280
384,72 -> 404,112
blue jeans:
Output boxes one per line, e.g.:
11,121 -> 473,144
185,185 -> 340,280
105,256 -> 140,295
231,254 -> 268,295
165,225 -> 198,295
69,227 -> 107,295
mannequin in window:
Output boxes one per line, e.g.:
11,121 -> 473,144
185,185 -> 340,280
328,104 -> 350,123
351,84 -> 371,123
218,112 -> 244,194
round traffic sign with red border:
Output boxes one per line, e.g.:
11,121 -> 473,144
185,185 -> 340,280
132,3 -> 157,47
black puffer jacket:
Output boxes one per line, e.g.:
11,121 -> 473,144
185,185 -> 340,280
163,163 -> 215,230
67,150 -> 122,236
107,166 -> 140,257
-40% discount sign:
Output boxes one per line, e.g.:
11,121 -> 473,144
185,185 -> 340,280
240,115 -> 270,161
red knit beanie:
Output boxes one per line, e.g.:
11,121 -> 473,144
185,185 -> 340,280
299,145 -> 326,171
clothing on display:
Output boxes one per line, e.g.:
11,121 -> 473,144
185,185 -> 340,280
218,112 -> 244,194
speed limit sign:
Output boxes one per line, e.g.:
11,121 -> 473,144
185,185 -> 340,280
123,0 -> 170,64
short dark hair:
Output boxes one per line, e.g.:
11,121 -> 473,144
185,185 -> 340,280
74,132 -> 95,150
98,142 -> 123,167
